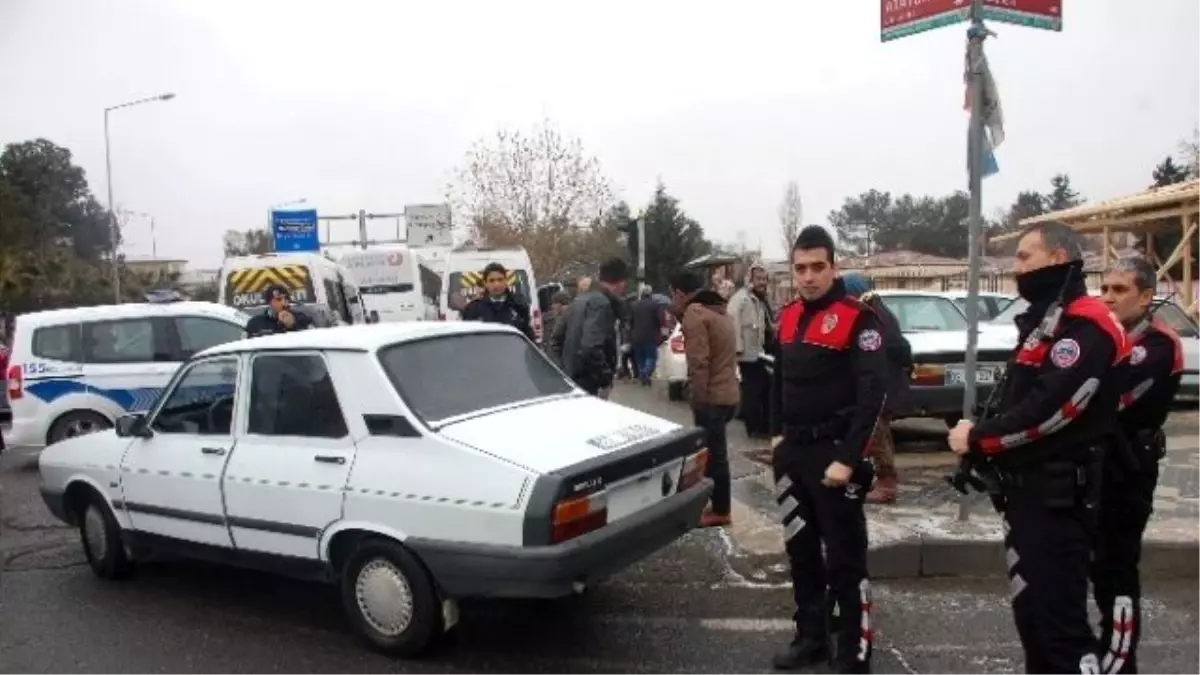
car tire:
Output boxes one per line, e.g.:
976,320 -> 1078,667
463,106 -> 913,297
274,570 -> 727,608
48,411 -> 112,445
78,490 -> 134,580
341,538 -> 442,657
668,382 -> 686,402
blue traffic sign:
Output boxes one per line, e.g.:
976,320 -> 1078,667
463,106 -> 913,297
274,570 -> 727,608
271,209 -> 319,252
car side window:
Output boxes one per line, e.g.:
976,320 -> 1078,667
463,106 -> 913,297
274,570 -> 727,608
247,353 -> 348,438
176,317 -> 246,359
151,358 -> 239,435
1156,305 -> 1200,339
82,318 -> 169,364
32,324 -> 81,361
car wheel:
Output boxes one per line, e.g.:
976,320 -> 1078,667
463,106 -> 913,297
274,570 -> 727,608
48,411 -> 111,445
78,490 -> 133,580
341,538 -> 442,657
668,382 -> 686,402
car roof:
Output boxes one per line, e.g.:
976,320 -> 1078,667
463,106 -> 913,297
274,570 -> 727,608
16,301 -> 247,327
870,290 -> 961,299
195,320 -> 519,358
935,290 -> 1014,299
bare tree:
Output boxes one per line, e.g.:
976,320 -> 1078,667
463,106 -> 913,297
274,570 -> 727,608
778,180 -> 803,255
1180,125 -> 1199,178
222,228 -> 271,258
446,118 -> 615,280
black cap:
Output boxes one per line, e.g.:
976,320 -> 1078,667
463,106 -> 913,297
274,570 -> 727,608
264,284 -> 290,301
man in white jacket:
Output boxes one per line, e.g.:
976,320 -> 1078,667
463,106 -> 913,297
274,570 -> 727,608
727,262 -> 772,439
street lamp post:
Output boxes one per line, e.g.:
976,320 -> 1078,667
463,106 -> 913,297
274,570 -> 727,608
267,198 -> 308,252
105,92 -> 175,304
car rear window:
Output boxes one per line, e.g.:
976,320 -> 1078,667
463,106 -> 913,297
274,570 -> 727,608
378,332 -> 573,423
879,296 -> 968,332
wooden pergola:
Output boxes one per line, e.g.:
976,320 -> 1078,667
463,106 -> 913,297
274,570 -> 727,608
993,179 -> 1200,315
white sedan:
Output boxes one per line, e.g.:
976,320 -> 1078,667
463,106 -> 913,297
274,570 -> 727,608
37,321 -> 712,656
984,295 -> 1200,402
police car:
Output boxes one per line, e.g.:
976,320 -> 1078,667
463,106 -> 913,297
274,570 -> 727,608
37,321 -> 713,656
4,302 -> 249,451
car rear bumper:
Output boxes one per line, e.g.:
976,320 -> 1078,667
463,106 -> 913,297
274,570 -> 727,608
405,479 -> 713,599
3,417 -> 45,451
897,383 -> 997,419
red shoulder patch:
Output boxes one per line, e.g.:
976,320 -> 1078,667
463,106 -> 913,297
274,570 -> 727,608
1065,296 -> 1129,364
800,299 -> 862,350
1151,318 -> 1186,375
777,299 -> 805,345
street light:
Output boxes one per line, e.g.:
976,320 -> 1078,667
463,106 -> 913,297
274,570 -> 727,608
267,198 -> 308,251
105,92 -> 176,304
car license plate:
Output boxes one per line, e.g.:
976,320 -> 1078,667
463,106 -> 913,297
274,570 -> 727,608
944,364 -> 999,386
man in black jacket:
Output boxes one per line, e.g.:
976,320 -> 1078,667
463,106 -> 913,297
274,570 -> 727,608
460,262 -> 535,341
552,258 -> 629,397
245,285 -> 314,337
630,284 -> 665,386
842,273 -> 912,503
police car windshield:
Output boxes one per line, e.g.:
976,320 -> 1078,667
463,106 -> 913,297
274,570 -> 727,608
378,332 -> 574,424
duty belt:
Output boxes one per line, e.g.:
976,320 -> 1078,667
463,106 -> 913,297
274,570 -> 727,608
784,418 -> 849,443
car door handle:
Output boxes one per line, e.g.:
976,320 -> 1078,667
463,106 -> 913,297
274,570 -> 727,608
314,455 -> 346,465
201,447 -> 227,456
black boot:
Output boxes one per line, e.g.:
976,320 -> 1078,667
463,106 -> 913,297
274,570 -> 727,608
772,635 -> 829,670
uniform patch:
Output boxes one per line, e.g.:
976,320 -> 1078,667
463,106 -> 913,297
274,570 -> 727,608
1050,338 -> 1081,368
1130,344 -> 1147,366
857,329 -> 883,352
822,314 -> 839,334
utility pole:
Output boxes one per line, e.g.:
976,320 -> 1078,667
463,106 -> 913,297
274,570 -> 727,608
958,0 -> 988,522
637,217 -> 646,284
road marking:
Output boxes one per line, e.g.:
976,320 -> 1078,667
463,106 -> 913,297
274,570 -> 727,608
698,617 -> 793,632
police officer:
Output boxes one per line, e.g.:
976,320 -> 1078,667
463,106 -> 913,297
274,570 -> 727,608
1093,257 -> 1183,674
768,226 -> 888,674
246,285 -> 313,337
948,222 -> 1127,674
461,262 -> 536,341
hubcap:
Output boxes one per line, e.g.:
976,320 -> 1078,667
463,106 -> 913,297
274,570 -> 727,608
83,505 -> 107,561
355,559 -> 414,637
65,417 -> 103,440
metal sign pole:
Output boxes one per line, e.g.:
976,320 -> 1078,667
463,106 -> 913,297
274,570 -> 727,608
959,0 -> 987,522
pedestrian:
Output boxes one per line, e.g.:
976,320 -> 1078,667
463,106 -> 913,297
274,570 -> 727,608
554,258 -> 629,399
630,284 -> 665,386
727,262 -> 772,439
841,273 -> 913,504
577,276 -> 592,294
767,226 -> 887,674
246,285 -> 314,337
947,222 -> 1127,674
460,262 -> 536,341
1093,256 -> 1184,674
669,269 -> 739,528
542,291 -> 572,364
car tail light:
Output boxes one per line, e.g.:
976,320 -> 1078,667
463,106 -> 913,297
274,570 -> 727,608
677,448 -> 709,491
551,490 -> 608,543
6,365 -> 22,401
910,363 -> 944,386
670,334 -> 686,354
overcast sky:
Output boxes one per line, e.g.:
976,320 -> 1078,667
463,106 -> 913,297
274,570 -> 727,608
2,0 -> 1196,269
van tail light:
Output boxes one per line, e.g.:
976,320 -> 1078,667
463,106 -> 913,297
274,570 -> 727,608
678,448 -> 710,492
532,307 -> 543,341
670,334 -> 686,354
6,365 -> 22,401
551,490 -> 608,543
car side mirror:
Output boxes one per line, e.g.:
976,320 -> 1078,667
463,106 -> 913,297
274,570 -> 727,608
115,413 -> 152,439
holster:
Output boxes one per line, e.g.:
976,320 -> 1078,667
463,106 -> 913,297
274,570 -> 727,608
1135,428 -> 1167,463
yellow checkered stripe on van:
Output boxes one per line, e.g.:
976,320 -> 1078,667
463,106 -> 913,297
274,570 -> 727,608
458,270 -> 517,288
227,265 -> 311,293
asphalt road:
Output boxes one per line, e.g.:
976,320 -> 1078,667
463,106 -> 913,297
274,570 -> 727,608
2,456 -> 1198,671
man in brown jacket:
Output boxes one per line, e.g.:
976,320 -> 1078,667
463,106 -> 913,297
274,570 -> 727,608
670,270 -> 740,527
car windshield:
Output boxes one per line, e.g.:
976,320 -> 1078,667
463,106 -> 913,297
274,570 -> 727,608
878,295 -> 969,332
992,297 -> 1029,324
378,331 -> 575,424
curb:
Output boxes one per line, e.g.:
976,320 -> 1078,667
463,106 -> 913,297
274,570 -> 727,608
730,465 -> 1199,581
867,537 -> 1198,580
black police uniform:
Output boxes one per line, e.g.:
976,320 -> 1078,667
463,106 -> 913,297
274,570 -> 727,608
461,292 -> 536,341
965,264 -> 1128,674
1092,314 -> 1183,674
768,278 -> 888,673
245,307 -> 313,337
